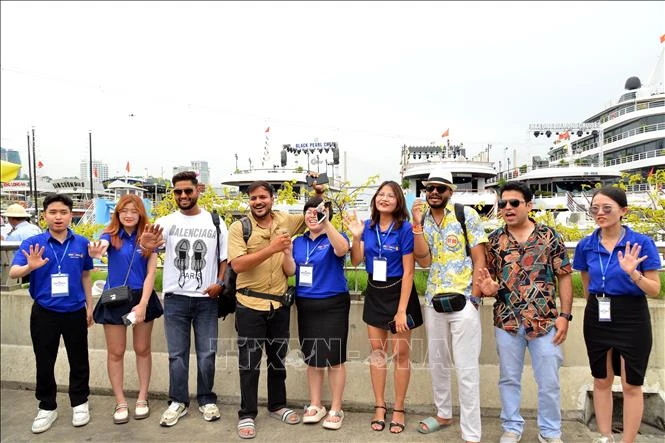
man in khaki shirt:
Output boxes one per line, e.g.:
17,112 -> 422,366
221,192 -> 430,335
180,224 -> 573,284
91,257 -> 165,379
228,179 -> 323,439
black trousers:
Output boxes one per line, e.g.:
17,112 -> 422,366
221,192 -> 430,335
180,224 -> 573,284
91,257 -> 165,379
30,302 -> 90,411
235,303 -> 290,420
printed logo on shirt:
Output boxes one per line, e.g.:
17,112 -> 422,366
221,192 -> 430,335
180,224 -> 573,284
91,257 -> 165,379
168,225 -> 216,239
382,244 -> 400,252
445,235 -> 460,251
68,252 -> 85,259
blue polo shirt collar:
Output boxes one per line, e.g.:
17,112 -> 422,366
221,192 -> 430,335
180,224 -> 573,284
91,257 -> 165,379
44,228 -> 75,244
583,225 -> 632,252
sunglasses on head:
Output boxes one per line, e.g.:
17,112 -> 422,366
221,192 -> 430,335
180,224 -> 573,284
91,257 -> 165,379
426,185 -> 449,193
173,188 -> 194,196
497,199 -> 526,209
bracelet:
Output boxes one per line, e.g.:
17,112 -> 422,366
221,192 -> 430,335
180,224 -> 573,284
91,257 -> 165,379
412,225 -> 423,233
216,279 -> 224,287
412,230 -> 424,235
632,271 -> 643,283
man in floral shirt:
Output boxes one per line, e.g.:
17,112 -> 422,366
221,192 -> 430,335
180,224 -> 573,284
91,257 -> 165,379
479,181 -> 572,443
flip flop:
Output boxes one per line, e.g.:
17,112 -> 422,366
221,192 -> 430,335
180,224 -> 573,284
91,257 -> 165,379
269,407 -> 301,425
418,416 -> 443,434
237,418 -> 256,439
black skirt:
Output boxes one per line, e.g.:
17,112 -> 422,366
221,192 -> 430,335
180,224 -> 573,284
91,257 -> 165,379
296,292 -> 351,367
93,288 -> 163,325
362,275 -> 423,331
583,294 -> 652,386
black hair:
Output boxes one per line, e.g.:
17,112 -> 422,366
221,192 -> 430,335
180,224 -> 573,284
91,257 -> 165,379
172,171 -> 198,186
303,196 -> 333,221
499,181 -> 533,202
43,193 -> 73,211
247,181 -> 275,196
592,186 -> 627,208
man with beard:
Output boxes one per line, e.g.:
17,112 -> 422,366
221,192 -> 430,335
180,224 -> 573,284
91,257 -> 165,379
229,179 -> 323,439
478,181 -> 572,443
140,171 -> 227,427
410,169 -> 487,443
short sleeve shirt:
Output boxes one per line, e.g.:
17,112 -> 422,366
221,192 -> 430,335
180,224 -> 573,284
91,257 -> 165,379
100,230 -> 150,290
12,229 -> 94,312
6,221 -> 42,242
361,219 -> 413,278
423,204 -> 487,303
293,231 -> 349,298
573,226 -> 661,296
487,221 -> 572,338
228,211 -> 306,311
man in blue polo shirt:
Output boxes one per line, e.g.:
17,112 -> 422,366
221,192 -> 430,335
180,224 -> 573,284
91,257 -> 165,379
10,194 -> 94,434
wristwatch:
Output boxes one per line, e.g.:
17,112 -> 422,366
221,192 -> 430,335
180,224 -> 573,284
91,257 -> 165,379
559,312 -> 573,321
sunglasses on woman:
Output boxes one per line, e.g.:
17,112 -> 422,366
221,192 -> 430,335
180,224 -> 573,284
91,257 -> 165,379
589,205 -> 616,215
497,199 -> 526,209
173,188 -> 195,196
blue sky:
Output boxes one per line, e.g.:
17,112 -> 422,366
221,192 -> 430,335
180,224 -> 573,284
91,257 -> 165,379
1,1 -> 663,185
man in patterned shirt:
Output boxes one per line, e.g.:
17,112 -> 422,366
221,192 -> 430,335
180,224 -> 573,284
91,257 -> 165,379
478,181 -> 572,443
411,169 -> 487,443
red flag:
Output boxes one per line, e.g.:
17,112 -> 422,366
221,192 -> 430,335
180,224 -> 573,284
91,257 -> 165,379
441,128 -> 449,138
660,34 -> 665,44
93,167 -> 98,178
37,160 -> 44,168
265,126 -> 270,133
558,131 -> 570,140
648,167 -> 654,178
125,161 -> 130,173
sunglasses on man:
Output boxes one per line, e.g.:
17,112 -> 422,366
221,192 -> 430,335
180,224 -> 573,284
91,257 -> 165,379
497,199 -> 526,209
426,185 -> 450,193
173,188 -> 195,196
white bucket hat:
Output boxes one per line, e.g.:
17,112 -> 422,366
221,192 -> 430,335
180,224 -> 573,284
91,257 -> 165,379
2,203 -> 30,218
422,168 -> 457,190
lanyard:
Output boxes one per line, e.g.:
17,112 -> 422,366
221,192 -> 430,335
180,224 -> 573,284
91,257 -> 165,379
49,237 -> 71,274
597,227 -> 625,292
305,235 -> 326,264
375,222 -> 394,258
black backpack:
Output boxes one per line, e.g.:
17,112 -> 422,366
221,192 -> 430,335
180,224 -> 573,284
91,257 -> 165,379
422,203 -> 470,256
211,211 -> 251,319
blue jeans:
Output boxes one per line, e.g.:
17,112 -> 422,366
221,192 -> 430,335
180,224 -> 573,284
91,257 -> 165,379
495,326 -> 563,438
164,294 -> 218,406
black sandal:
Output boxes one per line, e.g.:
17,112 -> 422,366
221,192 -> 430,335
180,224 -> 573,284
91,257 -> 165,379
389,409 -> 406,434
370,405 -> 386,431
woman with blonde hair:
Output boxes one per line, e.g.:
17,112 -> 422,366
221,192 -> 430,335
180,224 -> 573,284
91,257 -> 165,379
89,194 -> 163,424
346,180 -> 423,434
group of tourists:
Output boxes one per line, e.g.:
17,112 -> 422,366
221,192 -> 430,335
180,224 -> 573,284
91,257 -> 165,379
8,168 -> 660,443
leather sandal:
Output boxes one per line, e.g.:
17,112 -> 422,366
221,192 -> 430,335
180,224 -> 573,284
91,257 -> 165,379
389,409 -> 406,434
370,404 -> 386,431
134,399 -> 150,420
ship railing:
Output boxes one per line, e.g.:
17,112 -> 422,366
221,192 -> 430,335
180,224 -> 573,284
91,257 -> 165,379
603,122 -> 665,145
603,148 -> 665,167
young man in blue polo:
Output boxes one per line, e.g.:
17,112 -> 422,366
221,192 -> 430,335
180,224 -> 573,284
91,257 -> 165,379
10,194 -> 95,434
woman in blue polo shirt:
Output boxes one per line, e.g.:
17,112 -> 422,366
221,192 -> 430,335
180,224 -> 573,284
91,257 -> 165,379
346,180 -> 423,434
573,186 -> 661,443
89,194 -> 163,425
287,196 -> 350,430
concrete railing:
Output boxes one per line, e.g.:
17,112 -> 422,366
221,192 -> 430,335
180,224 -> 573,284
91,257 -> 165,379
2,288 -> 664,418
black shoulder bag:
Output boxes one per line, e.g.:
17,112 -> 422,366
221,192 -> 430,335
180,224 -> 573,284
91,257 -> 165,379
100,242 -> 136,306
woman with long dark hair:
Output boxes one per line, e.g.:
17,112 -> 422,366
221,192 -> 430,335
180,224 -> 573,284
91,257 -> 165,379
573,186 -> 661,443
89,194 -> 163,424
346,180 -> 423,434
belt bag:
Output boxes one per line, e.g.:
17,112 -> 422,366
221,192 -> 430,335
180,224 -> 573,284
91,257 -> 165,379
100,285 -> 131,306
238,286 -> 295,308
432,293 -> 467,313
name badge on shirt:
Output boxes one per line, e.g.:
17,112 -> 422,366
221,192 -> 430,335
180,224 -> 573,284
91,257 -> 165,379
299,264 -> 313,287
373,257 -> 387,282
51,273 -> 69,297
598,296 -> 611,322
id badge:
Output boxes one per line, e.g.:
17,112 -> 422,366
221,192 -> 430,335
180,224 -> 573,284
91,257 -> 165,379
51,273 -> 69,297
598,296 -> 611,322
299,264 -> 313,287
373,257 -> 387,282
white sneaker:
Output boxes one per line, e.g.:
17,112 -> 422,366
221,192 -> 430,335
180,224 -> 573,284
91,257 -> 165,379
538,433 -> 563,443
198,403 -> 220,422
160,402 -> 188,427
32,409 -> 57,433
592,436 -> 615,443
500,431 -> 522,443
72,402 -> 90,427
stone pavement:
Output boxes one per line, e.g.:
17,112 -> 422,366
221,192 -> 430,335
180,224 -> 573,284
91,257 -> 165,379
2,387 -> 663,443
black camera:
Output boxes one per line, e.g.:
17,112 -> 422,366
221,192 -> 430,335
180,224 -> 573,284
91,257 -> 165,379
306,172 -> 329,187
